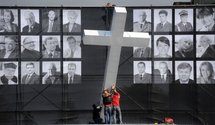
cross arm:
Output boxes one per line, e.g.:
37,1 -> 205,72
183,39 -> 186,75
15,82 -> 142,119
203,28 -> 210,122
83,30 -> 112,46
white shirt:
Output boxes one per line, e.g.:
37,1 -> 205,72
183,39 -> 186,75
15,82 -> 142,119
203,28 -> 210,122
48,20 -> 54,32
63,46 -> 81,58
4,51 -> 13,58
68,74 -> 74,84
161,73 -> 167,81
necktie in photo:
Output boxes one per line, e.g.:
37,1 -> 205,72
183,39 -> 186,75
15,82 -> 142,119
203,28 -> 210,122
48,53 -> 53,58
70,50 -> 74,58
140,24 -> 143,31
140,49 -> 144,57
161,75 -> 165,83
140,74 -> 143,80
29,26 -> 33,32
25,75 -> 31,84
69,76 -> 73,84
161,23 -> 164,29
48,21 -> 53,32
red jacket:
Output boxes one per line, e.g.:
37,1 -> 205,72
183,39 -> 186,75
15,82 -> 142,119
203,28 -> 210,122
112,92 -> 120,106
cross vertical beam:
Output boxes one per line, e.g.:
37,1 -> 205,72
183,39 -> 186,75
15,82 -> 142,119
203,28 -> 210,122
83,7 -> 150,89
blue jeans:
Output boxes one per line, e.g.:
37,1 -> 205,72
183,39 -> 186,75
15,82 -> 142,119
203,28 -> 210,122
112,106 -> 122,124
104,106 -> 112,124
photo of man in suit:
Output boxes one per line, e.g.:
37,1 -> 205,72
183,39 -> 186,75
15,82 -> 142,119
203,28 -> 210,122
21,62 -> 40,84
42,36 -> 61,58
0,62 -> 18,85
134,61 -> 151,84
175,10 -> 193,32
63,10 -> 81,32
153,61 -> 172,84
63,62 -> 81,84
42,10 -> 60,32
0,35 -> 18,58
175,62 -> 194,84
21,36 -> 41,59
155,9 -> 172,32
133,10 -> 151,32
42,62 -> 61,84
63,36 -> 81,58
133,47 -> 151,58
22,11 -> 40,33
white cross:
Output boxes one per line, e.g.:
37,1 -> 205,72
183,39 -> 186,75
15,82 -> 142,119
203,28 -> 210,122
83,7 -> 150,89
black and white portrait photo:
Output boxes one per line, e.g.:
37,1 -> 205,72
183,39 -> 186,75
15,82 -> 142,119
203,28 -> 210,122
133,61 -> 152,84
0,62 -> 18,85
133,9 -> 151,32
0,35 -> 19,58
196,61 -> 215,84
196,7 -> 215,31
133,35 -> 151,58
63,35 -> 81,58
0,9 -> 18,32
154,35 -> 172,58
153,61 -> 173,84
42,9 -> 61,32
63,10 -> 81,33
21,62 -> 40,84
175,61 -> 194,84
21,9 -> 40,33
21,35 -> 41,60
175,9 -> 193,32
42,61 -> 61,84
175,35 -> 194,59
154,9 -> 172,32
196,35 -> 215,58
63,61 -> 81,84
42,35 -> 61,58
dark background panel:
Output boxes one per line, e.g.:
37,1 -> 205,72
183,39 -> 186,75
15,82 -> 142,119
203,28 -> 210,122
0,86 -> 18,111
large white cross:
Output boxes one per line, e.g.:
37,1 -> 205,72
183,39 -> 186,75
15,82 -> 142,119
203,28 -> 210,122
83,7 -> 150,89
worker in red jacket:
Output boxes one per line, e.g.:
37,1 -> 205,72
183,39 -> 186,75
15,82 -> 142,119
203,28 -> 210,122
111,84 -> 122,124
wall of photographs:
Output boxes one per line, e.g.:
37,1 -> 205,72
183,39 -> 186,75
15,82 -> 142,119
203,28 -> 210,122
0,5 -> 215,124
133,7 -> 215,85
0,8 -> 82,85
0,7 -> 214,85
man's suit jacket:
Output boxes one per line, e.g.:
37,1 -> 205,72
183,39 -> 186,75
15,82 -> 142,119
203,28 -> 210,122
63,73 -> 81,84
42,50 -> 61,58
175,79 -> 195,84
175,22 -> 193,32
22,22 -> 40,33
63,23 -> 81,32
175,49 -> 194,58
21,49 -> 41,60
0,48 -> 19,58
42,19 -> 60,32
156,21 -> 172,32
200,45 -> 215,59
133,21 -> 151,32
133,47 -> 151,58
44,75 -> 61,84
22,73 -> 40,84
153,69 -> 173,84
134,73 -> 151,84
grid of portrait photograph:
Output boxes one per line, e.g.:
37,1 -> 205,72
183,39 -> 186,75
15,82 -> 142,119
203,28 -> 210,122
133,7 -> 215,84
0,6 -> 214,85
0,8 -> 82,85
